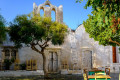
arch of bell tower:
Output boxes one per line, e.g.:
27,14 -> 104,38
33,0 -> 63,23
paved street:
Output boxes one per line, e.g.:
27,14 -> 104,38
0,73 -> 119,80
110,73 -> 119,80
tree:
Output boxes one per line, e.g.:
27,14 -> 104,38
0,14 -> 6,43
76,0 -> 120,46
9,13 -> 67,75
76,0 -> 120,63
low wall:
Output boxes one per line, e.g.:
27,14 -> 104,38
0,70 -> 44,77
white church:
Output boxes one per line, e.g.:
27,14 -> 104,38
0,0 -> 119,76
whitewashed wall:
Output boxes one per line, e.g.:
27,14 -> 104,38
0,24 -> 119,72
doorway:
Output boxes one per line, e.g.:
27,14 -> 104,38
48,52 -> 58,73
82,50 -> 92,69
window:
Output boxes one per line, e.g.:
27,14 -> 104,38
2,47 -> 18,60
5,49 -> 10,59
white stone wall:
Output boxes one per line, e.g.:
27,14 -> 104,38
18,47 -> 43,70
45,24 -> 118,71
0,33 -> 44,70
116,46 -> 120,63
0,25 -> 119,73
75,25 -> 112,68
58,24 -> 113,70
119,54 -> 120,63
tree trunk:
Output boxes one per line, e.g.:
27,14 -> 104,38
112,46 -> 117,63
42,54 -> 48,76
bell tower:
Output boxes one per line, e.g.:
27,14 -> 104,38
33,0 -> 63,23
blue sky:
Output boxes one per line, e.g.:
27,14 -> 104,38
0,0 -> 92,30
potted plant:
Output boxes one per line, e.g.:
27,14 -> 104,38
20,63 -> 26,70
4,58 -> 15,70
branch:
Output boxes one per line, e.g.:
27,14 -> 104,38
41,37 -> 50,48
109,38 -> 120,46
40,39 -> 49,52
30,38 -> 50,54
37,41 -> 43,48
42,40 -> 48,47
30,41 -> 44,54
41,42 -> 49,52
31,44 -> 43,54
30,39 -> 37,45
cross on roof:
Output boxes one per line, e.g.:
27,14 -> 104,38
47,0 -> 49,1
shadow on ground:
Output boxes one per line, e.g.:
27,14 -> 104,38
0,74 -> 84,80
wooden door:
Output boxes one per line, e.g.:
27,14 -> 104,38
48,52 -> 58,73
82,50 -> 92,69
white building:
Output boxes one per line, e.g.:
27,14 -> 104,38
0,0 -> 119,75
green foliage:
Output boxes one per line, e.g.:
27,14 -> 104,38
9,13 -> 67,48
76,0 -> 120,46
9,13 -> 67,74
76,0 -> 83,3
0,14 -> 6,43
4,58 -> 15,70
20,63 -> 26,70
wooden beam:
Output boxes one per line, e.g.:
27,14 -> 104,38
112,46 -> 117,63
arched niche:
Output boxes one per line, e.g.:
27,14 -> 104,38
40,7 -> 44,16
51,8 -> 56,21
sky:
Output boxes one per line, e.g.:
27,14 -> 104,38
0,0 -> 92,30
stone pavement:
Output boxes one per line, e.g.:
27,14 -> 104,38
0,74 -> 84,80
110,73 -> 120,80
0,73 -> 119,80
0,70 -> 44,77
